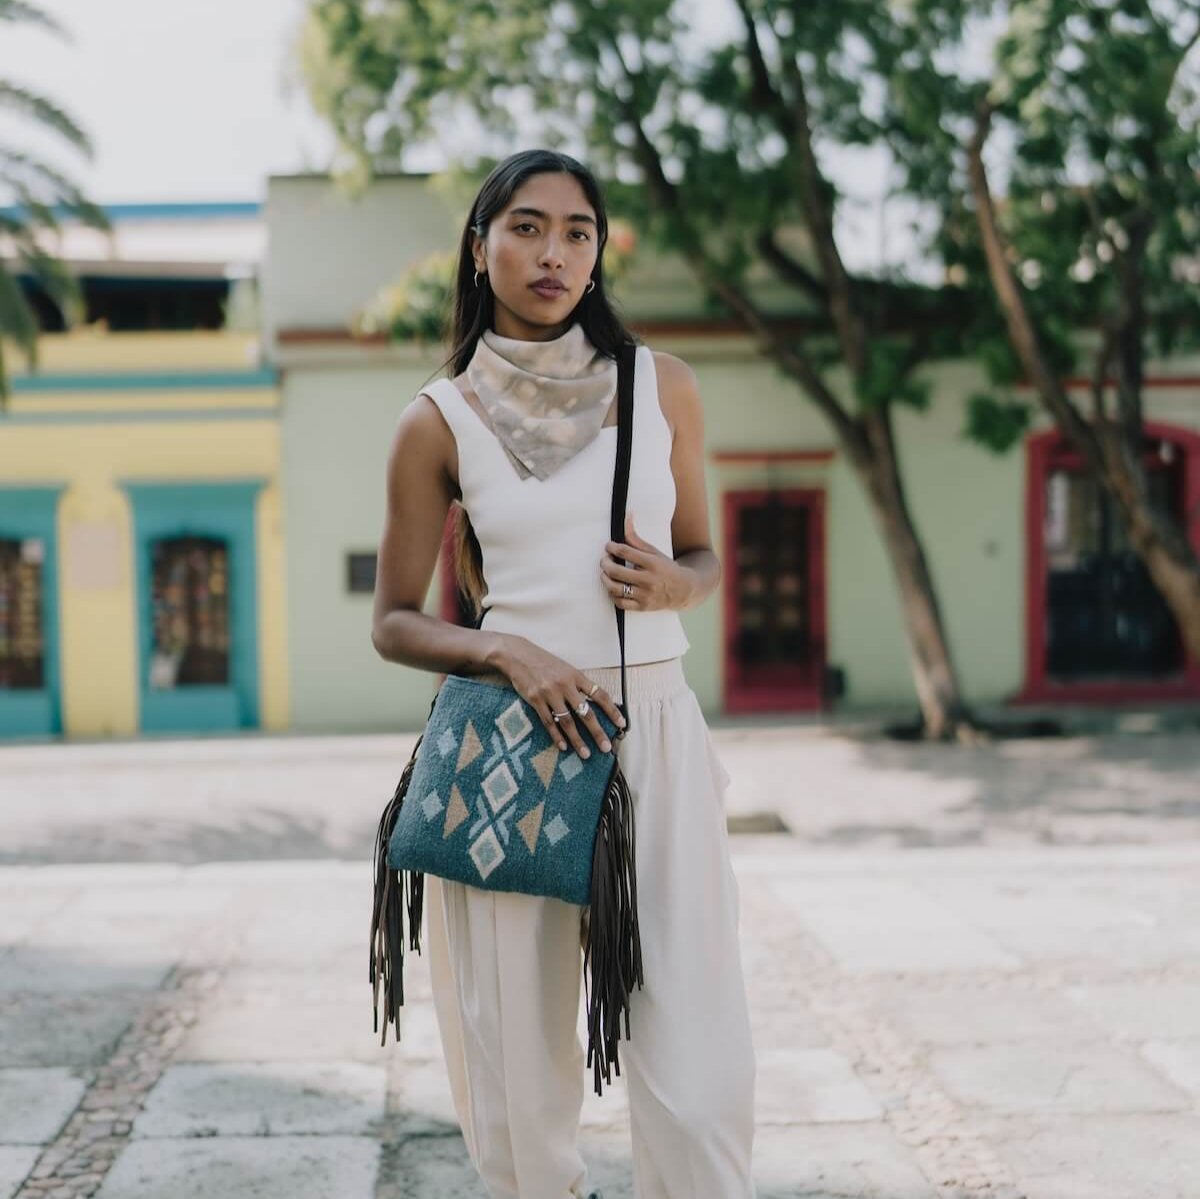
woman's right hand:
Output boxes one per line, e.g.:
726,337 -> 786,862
494,635 -> 626,760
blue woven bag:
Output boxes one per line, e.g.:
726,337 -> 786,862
370,343 -> 644,1096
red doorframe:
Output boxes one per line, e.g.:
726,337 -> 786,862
1017,420 -> 1200,704
723,488 -> 827,714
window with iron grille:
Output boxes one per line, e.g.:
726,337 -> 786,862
0,538 -> 45,690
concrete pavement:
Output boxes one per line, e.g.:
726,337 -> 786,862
2,726 -> 1200,1197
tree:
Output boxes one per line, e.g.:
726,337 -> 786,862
0,0 -> 107,403
299,0 -> 994,739
884,0 -> 1200,661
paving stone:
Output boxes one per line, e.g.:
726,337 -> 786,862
768,877 -> 1018,974
1142,1039 -> 1200,1098
751,1124 -> 938,1198
0,994 -> 138,1068
388,1055 -> 462,1137
0,1146 -> 38,1199
872,980 -> 1106,1046
1066,983 -> 1200,1040
388,1134 -> 485,1198
926,1041 -> 1192,1115
913,874 -> 1159,932
986,919 -> 1200,970
0,947 -> 172,994
178,1000 -> 379,1064
94,1135 -> 379,1199
0,1068 -> 88,1145
132,1062 -> 385,1138
756,1047 -> 883,1124
978,1112 -> 1200,1199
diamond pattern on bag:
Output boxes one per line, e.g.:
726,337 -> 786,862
559,754 -> 583,783
482,762 -> 520,813
436,727 -> 458,758
422,789 -> 444,820
544,813 -> 570,845
496,699 -> 534,749
495,805 -> 515,846
469,827 -> 505,880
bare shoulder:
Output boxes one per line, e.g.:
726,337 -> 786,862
650,350 -> 703,440
388,390 -> 458,489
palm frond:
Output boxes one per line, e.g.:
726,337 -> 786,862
0,82 -> 92,156
0,217 -> 84,325
0,150 -> 110,230
0,261 -> 40,372
0,0 -> 67,40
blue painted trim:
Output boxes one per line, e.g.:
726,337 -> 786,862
0,202 -> 261,222
1,409 -> 279,427
10,369 -> 278,394
0,486 -> 65,738
123,481 -> 265,733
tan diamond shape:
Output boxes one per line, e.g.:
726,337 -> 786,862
532,746 -> 559,789
518,801 -> 545,854
443,784 -> 470,838
456,721 -> 483,773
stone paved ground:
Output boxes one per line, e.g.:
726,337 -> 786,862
2,725 -> 1199,1198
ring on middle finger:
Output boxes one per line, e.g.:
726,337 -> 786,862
575,699 -> 590,717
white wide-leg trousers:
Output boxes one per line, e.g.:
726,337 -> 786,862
426,656 -> 757,1198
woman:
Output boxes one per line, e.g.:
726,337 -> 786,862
371,149 -> 757,1199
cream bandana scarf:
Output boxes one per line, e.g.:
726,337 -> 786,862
464,322 -> 619,481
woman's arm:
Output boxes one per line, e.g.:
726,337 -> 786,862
599,351 -> 721,612
370,395 -> 508,676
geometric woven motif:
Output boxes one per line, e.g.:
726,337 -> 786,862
387,674 -> 621,904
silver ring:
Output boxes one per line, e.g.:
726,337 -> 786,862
622,581 -> 632,598
575,700 -> 590,717
587,683 -> 599,697
551,709 -> 570,722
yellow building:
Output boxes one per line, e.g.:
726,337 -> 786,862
1,204 -> 288,739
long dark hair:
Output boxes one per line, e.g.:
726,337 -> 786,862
446,150 -> 637,618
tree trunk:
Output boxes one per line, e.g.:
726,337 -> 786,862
967,102 -> 1200,667
849,408 -> 975,739
1096,428 -> 1200,660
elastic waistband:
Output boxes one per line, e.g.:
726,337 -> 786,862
580,656 -> 688,704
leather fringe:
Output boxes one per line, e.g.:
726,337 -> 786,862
370,739 -> 425,1047
583,753 -> 645,1096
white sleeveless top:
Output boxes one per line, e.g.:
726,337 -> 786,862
423,345 -> 690,669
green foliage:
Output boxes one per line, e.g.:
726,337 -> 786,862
963,391 -> 1033,453
855,338 -> 931,412
0,0 -> 105,402
299,0 -> 1200,438
356,250 -> 456,343
886,0 -> 1200,428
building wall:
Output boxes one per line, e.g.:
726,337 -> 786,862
280,332 -> 1200,730
0,332 -> 288,738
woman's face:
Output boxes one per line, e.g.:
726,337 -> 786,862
472,171 -> 601,341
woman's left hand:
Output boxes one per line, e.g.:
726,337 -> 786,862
600,513 -> 691,612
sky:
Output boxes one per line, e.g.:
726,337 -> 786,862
0,0 -> 332,202
0,0 -> 939,276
